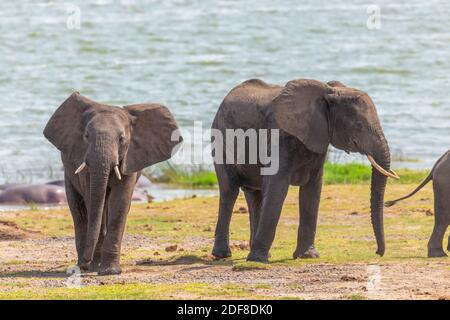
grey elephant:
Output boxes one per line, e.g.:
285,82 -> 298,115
385,151 -> 450,257
211,78 -> 399,262
0,184 -> 66,204
44,92 -> 182,275
47,177 -> 151,202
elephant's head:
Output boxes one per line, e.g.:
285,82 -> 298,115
271,79 -> 398,256
44,92 -> 182,265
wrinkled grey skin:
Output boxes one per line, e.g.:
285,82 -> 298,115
0,181 -> 149,205
48,176 -> 151,202
0,184 -> 66,204
212,79 -> 393,262
385,151 -> 450,257
44,92 -> 181,275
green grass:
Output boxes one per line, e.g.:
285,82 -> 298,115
149,164 -> 217,187
395,168 -> 429,184
0,283 -> 258,300
323,162 -> 372,184
324,162 -> 429,185
148,162 -> 429,187
347,294 -> 367,300
232,262 -> 270,271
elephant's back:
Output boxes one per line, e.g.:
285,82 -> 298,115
432,151 -> 450,185
212,79 -> 282,130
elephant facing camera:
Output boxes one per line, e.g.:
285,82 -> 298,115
43,92 -> 182,275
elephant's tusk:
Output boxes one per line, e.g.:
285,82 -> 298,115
114,166 -> 122,181
74,162 -> 86,175
367,155 -> 400,180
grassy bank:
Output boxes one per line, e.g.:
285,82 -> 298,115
148,163 -> 429,187
323,163 -> 429,185
149,165 -> 217,187
0,183 -> 448,299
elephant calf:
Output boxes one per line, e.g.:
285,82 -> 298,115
211,78 -> 399,262
44,92 -> 182,275
386,151 -> 450,257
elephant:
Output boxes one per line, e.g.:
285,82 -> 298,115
48,178 -> 151,202
0,184 -> 66,204
211,78 -> 399,262
43,92 -> 182,275
385,151 -> 450,257
48,177 -> 152,202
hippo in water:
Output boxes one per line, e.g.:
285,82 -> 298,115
0,176 -> 153,205
0,184 -> 67,205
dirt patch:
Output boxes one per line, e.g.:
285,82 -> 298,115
1,235 -> 449,299
0,220 -> 40,241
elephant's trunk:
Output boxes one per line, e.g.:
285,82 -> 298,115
369,138 -> 391,257
81,137 -> 112,267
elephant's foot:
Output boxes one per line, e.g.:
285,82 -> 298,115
98,262 -> 122,276
212,240 -> 232,259
428,247 -> 448,258
89,261 -> 101,272
246,250 -> 269,263
293,246 -> 320,259
78,260 -> 91,272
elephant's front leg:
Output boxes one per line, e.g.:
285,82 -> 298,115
90,205 -> 107,272
64,177 -> 87,267
293,170 -> 323,259
247,171 -> 290,262
98,174 -> 135,275
212,165 -> 240,258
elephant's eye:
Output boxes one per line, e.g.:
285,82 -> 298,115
119,133 -> 125,144
84,133 -> 89,140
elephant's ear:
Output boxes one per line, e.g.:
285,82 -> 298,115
43,92 -> 92,166
122,104 -> 182,175
270,80 -> 330,154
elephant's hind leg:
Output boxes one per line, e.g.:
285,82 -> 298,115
212,165 -> 239,259
244,189 -> 262,249
428,179 -> 449,257
293,163 -> 324,259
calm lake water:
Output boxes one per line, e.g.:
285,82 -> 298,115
1,0 -> 450,183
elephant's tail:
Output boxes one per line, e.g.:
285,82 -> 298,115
384,172 -> 433,207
